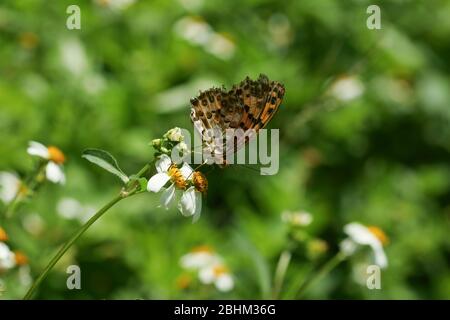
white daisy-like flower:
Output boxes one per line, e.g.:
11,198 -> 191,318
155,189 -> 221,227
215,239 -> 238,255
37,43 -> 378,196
198,263 -> 234,292
0,242 -> 16,271
0,172 -> 21,204
329,75 -> 364,102
147,155 -> 205,220
281,210 -> 313,227
94,0 -> 136,11
340,222 -> 388,269
27,141 -> 66,184
56,197 -> 96,223
180,245 -> 221,270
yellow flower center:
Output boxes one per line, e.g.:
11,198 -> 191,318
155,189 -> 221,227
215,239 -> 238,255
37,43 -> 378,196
176,274 -> 192,290
14,251 -> 28,266
0,227 -> 8,242
212,265 -> 229,277
368,226 -> 389,245
19,32 -> 39,50
193,171 -> 208,194
168,165 -> 187,189
48,146 -> 66,164
191,245 -> 214,254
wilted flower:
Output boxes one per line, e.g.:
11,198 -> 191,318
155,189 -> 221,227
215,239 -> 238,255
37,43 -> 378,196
27,141 -> 66,184
340,222 -> 388,269
0,172 -> 21,204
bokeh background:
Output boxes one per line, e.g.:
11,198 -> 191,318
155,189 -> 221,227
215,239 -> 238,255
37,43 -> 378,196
1,0 -> 449,299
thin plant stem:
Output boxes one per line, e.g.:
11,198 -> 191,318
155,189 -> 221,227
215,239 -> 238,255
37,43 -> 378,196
23,193 -> 124,300
272,250 -> 292,299
296,251 -> 346,299
2,162 -> 46,221
23,162 -> 152,300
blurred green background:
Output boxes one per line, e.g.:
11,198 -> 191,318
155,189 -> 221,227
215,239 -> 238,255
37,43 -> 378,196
1,0 -> 449,299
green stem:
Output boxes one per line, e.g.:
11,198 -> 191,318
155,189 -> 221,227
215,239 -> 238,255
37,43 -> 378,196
23,162 -> 152,300
296,251 -> 346,299
272,250 -> 292,299
2,162 -> 47,221
23,193 -> 124,300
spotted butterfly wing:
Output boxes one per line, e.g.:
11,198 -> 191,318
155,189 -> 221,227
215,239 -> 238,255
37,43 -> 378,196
190,74 -> 285,164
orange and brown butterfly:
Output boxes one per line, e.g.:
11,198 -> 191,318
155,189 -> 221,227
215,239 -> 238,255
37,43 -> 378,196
190,74 -> 285,164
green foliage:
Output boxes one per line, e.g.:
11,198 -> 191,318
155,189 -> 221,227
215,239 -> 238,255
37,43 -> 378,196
82,148 -> 129,184
0,0 -> 449,300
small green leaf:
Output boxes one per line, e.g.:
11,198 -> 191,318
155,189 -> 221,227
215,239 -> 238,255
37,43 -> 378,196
82,148 -> 129,183
138,177 -> 148,192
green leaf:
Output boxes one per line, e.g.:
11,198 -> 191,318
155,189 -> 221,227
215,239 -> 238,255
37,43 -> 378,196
82,148 -> 129,183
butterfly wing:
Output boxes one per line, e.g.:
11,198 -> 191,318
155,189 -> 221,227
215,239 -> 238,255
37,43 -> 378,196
190,74 -> 285,164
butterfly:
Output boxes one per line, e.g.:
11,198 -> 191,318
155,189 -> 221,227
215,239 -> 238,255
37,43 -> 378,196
190,74 -> 285,165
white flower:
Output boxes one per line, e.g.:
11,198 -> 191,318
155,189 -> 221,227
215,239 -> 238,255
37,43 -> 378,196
180,246 -> 221,270
174,142 -> 190,158
57,197 -> 96,223
281,210 -> 313,226
178,186 -> 202,220
330,76 -> 364,102
147,155 -> 203,219
0,242 -> 16,270
164,127 -> 184,142
205,33 -> 235,60
22,213 -> 45,236
180,246 -> 234,292
198,264 -> 234,292
27,141 -> 66,184
94,0 -> 136,11
340,222 -> 388,269
0,172 -> 21,204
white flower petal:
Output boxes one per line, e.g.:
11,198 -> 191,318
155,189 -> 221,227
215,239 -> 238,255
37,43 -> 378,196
0,172 -> 20,204
155,154 -> 172,173
160,184 -> 176,209
57,197 -> 83,219
27,141 -> 50,159
178,187 -> 196,216
0,242 -> 16,270
339,239 -> 357,257
192,191 -> 202,223
180,252 -> 219,270
371,243 -> 388,269
198,266 -> 215,284
344,223 -> 381,248
179,162 -> 194,180
147,172 -> 170,193
215,274 -> 234,292
45,162 -> 66,184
